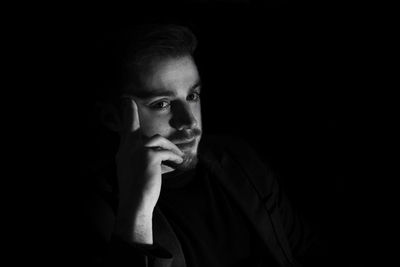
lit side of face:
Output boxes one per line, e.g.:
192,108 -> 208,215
127,55 -> 202,170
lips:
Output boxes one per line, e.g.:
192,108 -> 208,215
170,129 -> 201,144
174,138 -> 195,145
175,139 -> 196,150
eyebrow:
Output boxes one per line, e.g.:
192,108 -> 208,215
133,80 -> 202,100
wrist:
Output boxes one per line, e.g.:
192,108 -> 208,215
114,208 -> 154,244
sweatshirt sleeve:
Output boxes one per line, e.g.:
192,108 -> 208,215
102,236 -> 173,267
83,166 -> 175,267
86,187 -> 176,267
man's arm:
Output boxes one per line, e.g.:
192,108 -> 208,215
87,98 -> 183,266
85,185 -> 173,267
113,97 -> 183,245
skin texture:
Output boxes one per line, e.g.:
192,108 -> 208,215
132,55 -> 202,171
113,55 -> 203,244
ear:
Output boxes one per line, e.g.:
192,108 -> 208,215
97,101 -> 123,133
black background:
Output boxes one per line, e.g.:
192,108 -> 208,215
9,1 -> 396,266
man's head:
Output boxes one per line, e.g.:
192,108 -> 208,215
112,25 -> 202,171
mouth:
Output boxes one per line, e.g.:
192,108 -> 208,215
175,138 -> 196,150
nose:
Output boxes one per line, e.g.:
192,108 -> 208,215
170,102 -> 198,130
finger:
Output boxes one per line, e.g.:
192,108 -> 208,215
122,96 -> 140,133
129,98 -> 140,132
152,150 -> 184,165
145,135 -> 184,156
120,96 -> 141,147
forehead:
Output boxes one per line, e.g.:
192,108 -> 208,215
138,56 -> 200,95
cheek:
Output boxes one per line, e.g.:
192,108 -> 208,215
139,112 -> 172,138
194,106 -> 202,128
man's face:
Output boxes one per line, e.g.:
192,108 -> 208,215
127,55 -> 202,170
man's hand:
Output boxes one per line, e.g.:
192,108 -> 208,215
113,97 -> 184,244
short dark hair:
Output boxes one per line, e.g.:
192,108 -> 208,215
121,24 -> 198,95
91,24 -> 197,123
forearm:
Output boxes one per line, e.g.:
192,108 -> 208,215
114,203 -> 154,245
94,196 -> 172,267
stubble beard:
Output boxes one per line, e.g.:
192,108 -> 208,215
168,129 -> 202,171
163,138 -> 200,172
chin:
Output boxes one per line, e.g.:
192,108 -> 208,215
162,139 -> 200,173
161,151 -> 199,174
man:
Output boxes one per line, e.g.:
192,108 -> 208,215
88,24 -> 323,267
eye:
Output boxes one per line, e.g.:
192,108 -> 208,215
150,100 -> 170,110
187,92 -> 200,102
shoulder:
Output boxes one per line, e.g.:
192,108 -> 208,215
199,134 -> 278,197
199,134 -> 275,183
